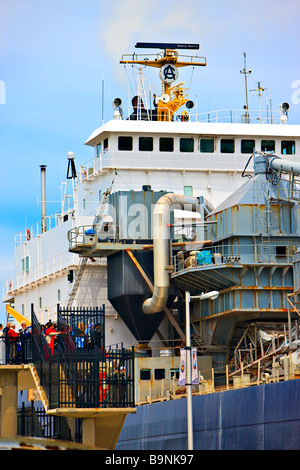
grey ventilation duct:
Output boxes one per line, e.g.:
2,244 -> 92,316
142,193 -> 201,314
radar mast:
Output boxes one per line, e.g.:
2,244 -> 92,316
120,42 -> 206,121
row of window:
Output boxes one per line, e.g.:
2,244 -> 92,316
97,137 -> 296,155
140,368 -> 179,381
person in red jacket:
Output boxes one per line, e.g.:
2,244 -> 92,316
45,323 -> 61,354
7,324 -> 20,364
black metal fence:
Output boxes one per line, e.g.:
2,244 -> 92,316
0,335 -> 32,365
30,307 -> 135,409
55,347 -> 135,409
2,307 -> 135,411
18,402 -> 72,441
58,305 -> 105,352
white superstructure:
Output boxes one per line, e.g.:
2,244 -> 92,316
3,43 -> 300,349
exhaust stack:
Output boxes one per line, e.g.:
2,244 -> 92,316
40,165 -> 47,233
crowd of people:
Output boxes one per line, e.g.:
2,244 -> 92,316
0,321 -> 31,364
0,318 -> 104,364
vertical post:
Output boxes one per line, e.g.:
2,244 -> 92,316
185,291 -> 193,451
40,165 -> 47,233
288,299 -> 292,347
226,365 -> 229,390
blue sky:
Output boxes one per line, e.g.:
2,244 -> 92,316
1,0 -> 300,322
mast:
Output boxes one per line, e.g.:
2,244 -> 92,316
240,51 -> 252,123
250,81 -> 267,123
120,42 -> 206,121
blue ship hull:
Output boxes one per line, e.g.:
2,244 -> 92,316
116,379 -> 300,450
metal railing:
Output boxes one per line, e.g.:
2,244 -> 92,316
30,308 -> 135,410
68,224 -> 121,252
0,335 -> 32,366
14,208 -> 74,247
79,150 -> 251,182
172,242 -> 296,273
58,305 -> 105,353
3,250 -> 75,298
18,403 -> 72,441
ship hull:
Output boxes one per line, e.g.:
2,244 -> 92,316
116,379 -> 300,450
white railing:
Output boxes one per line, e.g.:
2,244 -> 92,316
192,108 -> 281,124
15,208 -> 75,247
2,251 -> 75,297
79,150 -> 251,182
114,107 -> 281,124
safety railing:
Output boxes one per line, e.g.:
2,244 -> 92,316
0,335 -> 32,366
14,208 -> 74,247
30,307 -> 134,410
3,251 -> 76,297
67,224 -> 120,252
79,150 -> 251,182
172,242 -> 295,273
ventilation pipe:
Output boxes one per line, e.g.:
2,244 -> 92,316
270,156 -> 300,175
253,153 -> 300,177
40,165 -> 47,233
142,193 -> 201,314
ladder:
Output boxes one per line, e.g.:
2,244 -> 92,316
65,181 -> 114,308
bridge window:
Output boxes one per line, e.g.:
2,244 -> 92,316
118,136 -> 133,151
180,137 -> 194,152
281,140 -> 295,155
221,139 -> 235,153
200,138 -> 214,153
159,137 -> 174,152
241,139 -> 255,154
139,137 -> 153,151
261,140 -> 275,152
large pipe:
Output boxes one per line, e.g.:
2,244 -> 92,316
142,193 -> 200,314
40,165 -> 47,233
270,156 -> 300,176
254,153 -> 300,177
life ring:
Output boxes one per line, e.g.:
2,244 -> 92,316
26,229 -> 31,241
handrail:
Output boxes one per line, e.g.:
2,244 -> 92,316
172,242 -> 295,273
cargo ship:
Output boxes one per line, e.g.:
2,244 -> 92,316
3,43 -> 300,450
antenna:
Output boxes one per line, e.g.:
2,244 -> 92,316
240,51 -> 252,123
250,81 -> 267,123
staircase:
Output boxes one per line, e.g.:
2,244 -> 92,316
29,364 -> 50,412
66,181 -> 114,308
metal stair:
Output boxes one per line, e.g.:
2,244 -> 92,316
65,181 -> 114,308
29,364 -> 50,412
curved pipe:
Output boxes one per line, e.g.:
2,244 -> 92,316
142,193 -> 200,314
